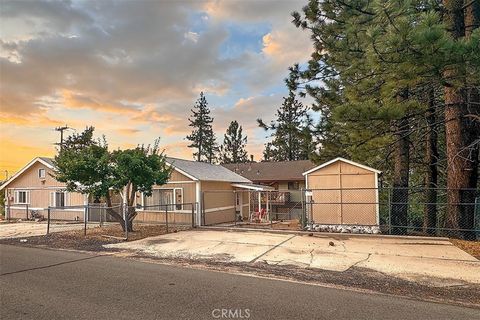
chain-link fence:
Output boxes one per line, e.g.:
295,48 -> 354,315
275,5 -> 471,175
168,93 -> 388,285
202,189 -> 305,230
305,187 -> 480,239
46,205 -> 86,234
43,202 -> 196,239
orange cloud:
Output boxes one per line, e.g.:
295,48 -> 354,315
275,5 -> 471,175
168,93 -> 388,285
0,112 -> 63,127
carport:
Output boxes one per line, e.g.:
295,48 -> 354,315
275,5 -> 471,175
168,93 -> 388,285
231,184 -> 275,222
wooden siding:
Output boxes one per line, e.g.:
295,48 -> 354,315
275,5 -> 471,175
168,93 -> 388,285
306,160 -> 377,225
204,207 -> 236,225
5,161 -> 85,221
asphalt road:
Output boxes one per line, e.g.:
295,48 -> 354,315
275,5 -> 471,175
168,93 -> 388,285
0,245 -> 477,320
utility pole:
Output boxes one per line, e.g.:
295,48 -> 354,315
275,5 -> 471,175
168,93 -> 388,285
55,125 -> 71,150
4,170 -> 8,180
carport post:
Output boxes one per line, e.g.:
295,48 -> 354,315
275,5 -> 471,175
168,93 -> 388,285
47,207 -> 50,235
26,204 -> 29,220
258,192 -> 261,213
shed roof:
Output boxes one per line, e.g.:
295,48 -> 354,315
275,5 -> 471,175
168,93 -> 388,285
302,157 -> 382,175
222,160 -> 315,182
166,157 -> 251,183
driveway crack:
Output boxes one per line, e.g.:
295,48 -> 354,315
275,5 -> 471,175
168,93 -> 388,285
345,253 -> 371,272
249,235 -> 296,264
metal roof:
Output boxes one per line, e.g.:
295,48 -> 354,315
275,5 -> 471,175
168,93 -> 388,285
166,157 -> 251,183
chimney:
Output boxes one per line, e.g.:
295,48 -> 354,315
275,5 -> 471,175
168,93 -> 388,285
250,155 -> 254,162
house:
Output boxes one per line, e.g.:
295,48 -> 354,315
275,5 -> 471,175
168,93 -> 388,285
1,156 -> 253,226
0,157 -> 87,220
223,160 -> 315,191
302,157 -> 381,226
138,157 -> 252,226
223,160 -> 315,219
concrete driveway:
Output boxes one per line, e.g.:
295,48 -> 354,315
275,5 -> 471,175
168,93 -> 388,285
0,222 -> 87,239
107,229 -> 480,286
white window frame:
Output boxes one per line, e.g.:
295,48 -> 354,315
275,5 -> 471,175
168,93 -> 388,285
50,191 -> 69,207
38,168 -> 46,179
142,188 -> 183,211
14,190 -> 30,204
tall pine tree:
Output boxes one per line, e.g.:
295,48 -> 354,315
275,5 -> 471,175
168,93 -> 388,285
290,0 -> 479,238
258,89 -> 314,161
186,92 -> 218,163
220,120 -> 248,164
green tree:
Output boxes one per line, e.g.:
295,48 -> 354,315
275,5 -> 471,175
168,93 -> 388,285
290,0 -> 480,236
54,127 -> 171,231
258,89 -> 313,161
220,120 -> 248,164
186,92 -> 218,163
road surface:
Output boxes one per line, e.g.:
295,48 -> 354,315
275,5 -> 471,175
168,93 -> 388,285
0,245 -> 477,320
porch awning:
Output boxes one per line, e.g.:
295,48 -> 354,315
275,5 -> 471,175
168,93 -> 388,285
231,183 -> 275,191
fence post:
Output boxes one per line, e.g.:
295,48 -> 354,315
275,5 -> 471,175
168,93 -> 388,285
165,205 -> 169,233
26,204 -> 29,220
388,188 -> 392,235
123,204 -> 128,241
301,189 -> 305,230
84,205 -> 88,236
191,203 -> 195,228
99,204 -> 103,227
47,207 -> 51,235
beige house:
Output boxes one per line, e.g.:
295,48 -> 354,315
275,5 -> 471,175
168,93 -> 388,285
303,157 -> 381,226
1,156 -> 253,225
0,157 -> 87,220
139,157 -> 252,226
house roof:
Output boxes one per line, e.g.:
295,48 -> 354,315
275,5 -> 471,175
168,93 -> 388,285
222,160 -> 316,182
302,157 -> 382,175
0,156 -> 251,190
166,157 -> 251,183
0,157 -> 55,190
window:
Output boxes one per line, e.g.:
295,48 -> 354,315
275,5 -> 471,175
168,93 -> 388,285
38,168 -> 46,179
143,188 -> 183,210
50,191 -> 67,207
288,182 -> 300,190
14,190 -> 29,204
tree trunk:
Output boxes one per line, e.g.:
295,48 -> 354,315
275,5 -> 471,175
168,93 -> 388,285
423,88 -> 438,235
391,114 -> 411,235
105,192 -> 131,232
443,0 -> 478,239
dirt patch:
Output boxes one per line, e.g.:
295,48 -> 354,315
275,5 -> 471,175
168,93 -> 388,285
0,224 -> 190,252
451,239 -> 480,259
127,253 -> 480,308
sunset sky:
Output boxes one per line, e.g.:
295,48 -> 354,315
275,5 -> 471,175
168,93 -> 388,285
0,0 -> 313,179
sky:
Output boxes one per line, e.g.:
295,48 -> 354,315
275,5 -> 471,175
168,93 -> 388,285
0,0 -> 313,179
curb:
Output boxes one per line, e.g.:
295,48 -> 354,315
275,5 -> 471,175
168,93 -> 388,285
198,225 -> 450,241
